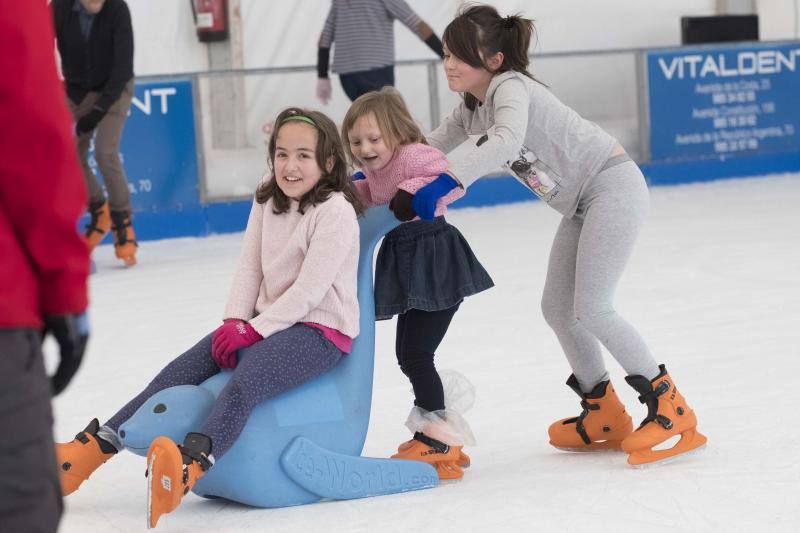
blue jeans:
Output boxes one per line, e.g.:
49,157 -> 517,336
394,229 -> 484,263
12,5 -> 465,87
339,65 -> 395,101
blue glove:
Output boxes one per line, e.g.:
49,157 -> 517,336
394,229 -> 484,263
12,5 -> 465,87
411,173 -> 459,221
44,312 -> 90,395
351,171 -> 366,181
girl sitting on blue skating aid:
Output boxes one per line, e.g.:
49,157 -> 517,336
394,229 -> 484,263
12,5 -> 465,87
342,87 -> 493,480
55,107 -> 365,527
398,4 -> 706,467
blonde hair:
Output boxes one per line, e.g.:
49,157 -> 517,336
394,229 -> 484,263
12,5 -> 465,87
341,87 -> 426,166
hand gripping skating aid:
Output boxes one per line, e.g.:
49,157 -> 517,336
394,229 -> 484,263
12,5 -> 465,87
622,364 -> 707,467
548,375 -> 633,452
56,418 -> 116,495
281,436 -> 438,499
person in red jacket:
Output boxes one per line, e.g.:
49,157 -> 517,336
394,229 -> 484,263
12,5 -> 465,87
0,2 -> 91,531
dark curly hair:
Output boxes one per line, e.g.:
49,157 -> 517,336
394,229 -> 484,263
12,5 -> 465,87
256,107 -> 365,216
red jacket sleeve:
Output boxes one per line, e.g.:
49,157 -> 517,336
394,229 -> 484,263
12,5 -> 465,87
0,0 -> 89,326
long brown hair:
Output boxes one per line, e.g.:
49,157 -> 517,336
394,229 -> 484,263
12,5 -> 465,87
443,4 -> 542,110
341,87 -> 426,166
257,107 -> 365,216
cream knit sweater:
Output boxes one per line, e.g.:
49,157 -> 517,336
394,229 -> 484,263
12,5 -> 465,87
223,191 -> 360,340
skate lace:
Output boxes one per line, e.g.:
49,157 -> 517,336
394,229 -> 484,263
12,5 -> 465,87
85,206 -> 105,235
178,445 -> 213,478
637,380 -> 673,430
111,216 -> 138,247
413,431 -> 450,454
576,399 -> 600,445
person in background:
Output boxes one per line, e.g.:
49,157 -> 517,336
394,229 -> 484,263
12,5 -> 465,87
52,0 -> 138,266
316,0 -> 445,104
0,1 -> 91,531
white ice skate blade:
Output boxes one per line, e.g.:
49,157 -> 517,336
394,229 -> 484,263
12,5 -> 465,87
629,443 -> 707,469
146,453 -> 155,529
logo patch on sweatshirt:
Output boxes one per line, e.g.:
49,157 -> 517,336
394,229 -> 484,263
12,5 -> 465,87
507,146 -> 560,200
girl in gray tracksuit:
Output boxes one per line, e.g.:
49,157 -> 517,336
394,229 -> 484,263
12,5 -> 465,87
403,4 -> 706,466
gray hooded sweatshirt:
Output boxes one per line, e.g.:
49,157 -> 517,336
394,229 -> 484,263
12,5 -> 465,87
427,71 -> 618,218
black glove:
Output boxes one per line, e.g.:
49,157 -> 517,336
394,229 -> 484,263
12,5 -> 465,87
424,34 -> 445,59
43,313 -> 90,395
388,189 -> 417,222
75,107 -> 106,136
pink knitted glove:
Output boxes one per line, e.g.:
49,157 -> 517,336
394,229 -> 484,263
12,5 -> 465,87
211,319 -> 263,369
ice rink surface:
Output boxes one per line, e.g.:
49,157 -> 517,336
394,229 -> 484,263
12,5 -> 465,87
53,174 -> 800,532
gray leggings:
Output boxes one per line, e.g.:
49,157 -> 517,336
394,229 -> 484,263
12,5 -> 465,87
103,324 -> 342,458
541,156 -> 660,393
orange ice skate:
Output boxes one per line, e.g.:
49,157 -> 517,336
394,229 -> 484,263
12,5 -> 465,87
392,432 -> 465,480
56,418 -> 117,495
549,375 -> 633,452
146,433 -> 212,529
397,437 -> 470,468
622,364 -> 707,467
110,210 -> 138,266
84,200 -> 111,250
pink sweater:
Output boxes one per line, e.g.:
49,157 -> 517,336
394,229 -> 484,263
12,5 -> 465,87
353,143 -> 465,216
223,191 -> 360,342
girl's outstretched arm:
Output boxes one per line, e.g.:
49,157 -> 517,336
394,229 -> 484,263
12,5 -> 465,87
432,76 -> 530,189
393,145 -> 464,220
426,105 -> 469,156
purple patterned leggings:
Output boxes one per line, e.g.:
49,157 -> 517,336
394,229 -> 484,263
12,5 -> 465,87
104,324 -> 342,458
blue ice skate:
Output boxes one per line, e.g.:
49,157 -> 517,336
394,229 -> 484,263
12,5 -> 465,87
118,205 -> 438,507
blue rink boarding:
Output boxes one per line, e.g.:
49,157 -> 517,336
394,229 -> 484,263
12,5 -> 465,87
92,40 -> 800,243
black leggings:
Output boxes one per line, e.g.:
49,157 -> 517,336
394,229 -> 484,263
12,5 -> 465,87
395,304 -> 460,412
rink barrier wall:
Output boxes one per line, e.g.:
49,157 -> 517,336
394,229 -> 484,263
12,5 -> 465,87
85,40 -> 800,242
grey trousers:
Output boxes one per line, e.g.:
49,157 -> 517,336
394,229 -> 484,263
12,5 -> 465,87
68,80 -> 134,215
541,156 -> 661,393
0,329 -> 62,533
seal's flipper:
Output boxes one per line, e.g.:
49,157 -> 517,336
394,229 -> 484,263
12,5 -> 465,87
281,436 -> 437,500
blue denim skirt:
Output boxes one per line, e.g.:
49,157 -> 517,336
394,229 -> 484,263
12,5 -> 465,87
374,217 -> 494,320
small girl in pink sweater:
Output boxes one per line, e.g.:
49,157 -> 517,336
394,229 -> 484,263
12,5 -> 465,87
342,87 -> 493,480
55,108 -> 365,526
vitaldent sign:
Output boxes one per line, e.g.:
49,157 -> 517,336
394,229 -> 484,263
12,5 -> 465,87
648,43 -> 800,161
657,49 -> 800,80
